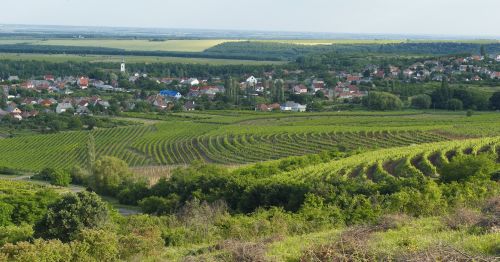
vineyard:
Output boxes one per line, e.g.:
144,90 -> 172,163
0,112 -> 499,172
281,136 -> 500,183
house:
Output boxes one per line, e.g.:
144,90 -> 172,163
403,69 -> 414,78
76,100 -> 89,107
0,109 -> 8,118
7,76 -> 20,82
76,106 -> 92,115
496,55 -> 500,62
10,113 -> 22,121
44,75 -> 55,81
375,70 -> 385,78
390,66 -> 401,77
21,110 -> 39,118
97,100 -> 110,109
491,72 -> 500,79
151,96 -> 172,110
39,98 -> 57,107
311,80 -> 325,92
246,76 -> 258,86
6,106 -> 22,114
200,86 -> 224,97
159,90 -> 182,99
255,103 -> 280,112
471,55 -> 484,61
20,98 -> 38,105
184,101 -> 196,111
56,103 -> 74,114
78,77 -> 89,89
182,78 -> 199,86
346,75 -> 361,82
20,81 -> 35,89
280,101 -> 307,112
334,85 -> 367,99
293,84 -> 309,94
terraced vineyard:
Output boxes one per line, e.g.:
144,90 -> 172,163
134,129 -> 446,165
282,136 -> 500,183
0,112 -> 498,172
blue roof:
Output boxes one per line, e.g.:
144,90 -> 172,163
159,90 -> 181,97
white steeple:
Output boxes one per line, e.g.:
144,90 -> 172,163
120,59 -> 126,72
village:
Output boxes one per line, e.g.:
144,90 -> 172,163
1,53 -> 499,121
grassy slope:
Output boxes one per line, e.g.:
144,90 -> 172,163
266,217 -> 499,261
161,216 -> 499,261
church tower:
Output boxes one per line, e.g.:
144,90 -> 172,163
120,59 -> 126,73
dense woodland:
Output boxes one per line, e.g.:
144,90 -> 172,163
1,42 -> 500,62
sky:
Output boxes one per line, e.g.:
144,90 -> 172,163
1,0 -> 499,37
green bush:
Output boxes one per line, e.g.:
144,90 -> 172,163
362,91 -> 403,110
35,191 -> 109,242
33,168 -> 71,187
440,154 -> 497,183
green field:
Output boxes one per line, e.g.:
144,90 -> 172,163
1,111 -> 499,173
0,52 -> 284,65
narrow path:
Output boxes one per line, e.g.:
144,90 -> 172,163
0,175 -> 141,216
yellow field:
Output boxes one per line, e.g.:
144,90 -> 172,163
0,53 -> 284,65
0,39 -> 240,52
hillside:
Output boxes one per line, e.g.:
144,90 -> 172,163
1,111 -> 499,173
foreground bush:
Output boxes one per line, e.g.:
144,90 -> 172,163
35,191 -> 109,242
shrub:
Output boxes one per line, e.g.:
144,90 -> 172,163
362,91 -> 403,110
411,94 -> 432,109
89,156 -> 134,196
300,226 -> 375,261
442,207 -> 482,230
33,168 -> 71,187
117,215 -> 165,259
35,191 -> 109,242
0,225 -> 34,246
72,229 -> 119,262
0,203 -> 14,227
217,240 -> 267,262
477,196 -> 500,233
447,98 -> 463,111
139,195 -> 180,215
374,213 -> 410,231
440,154 -> 497,183
0,166 -> 19,176
0,239 -> 72,262
69,166 -> 88,185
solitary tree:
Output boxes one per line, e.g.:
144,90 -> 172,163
490,91 -> 500,110
480,45 -> 487,57
86,134 -> 96,172
89,156 -> 133,195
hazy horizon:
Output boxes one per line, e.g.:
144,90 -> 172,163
1,0 -> 500,37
